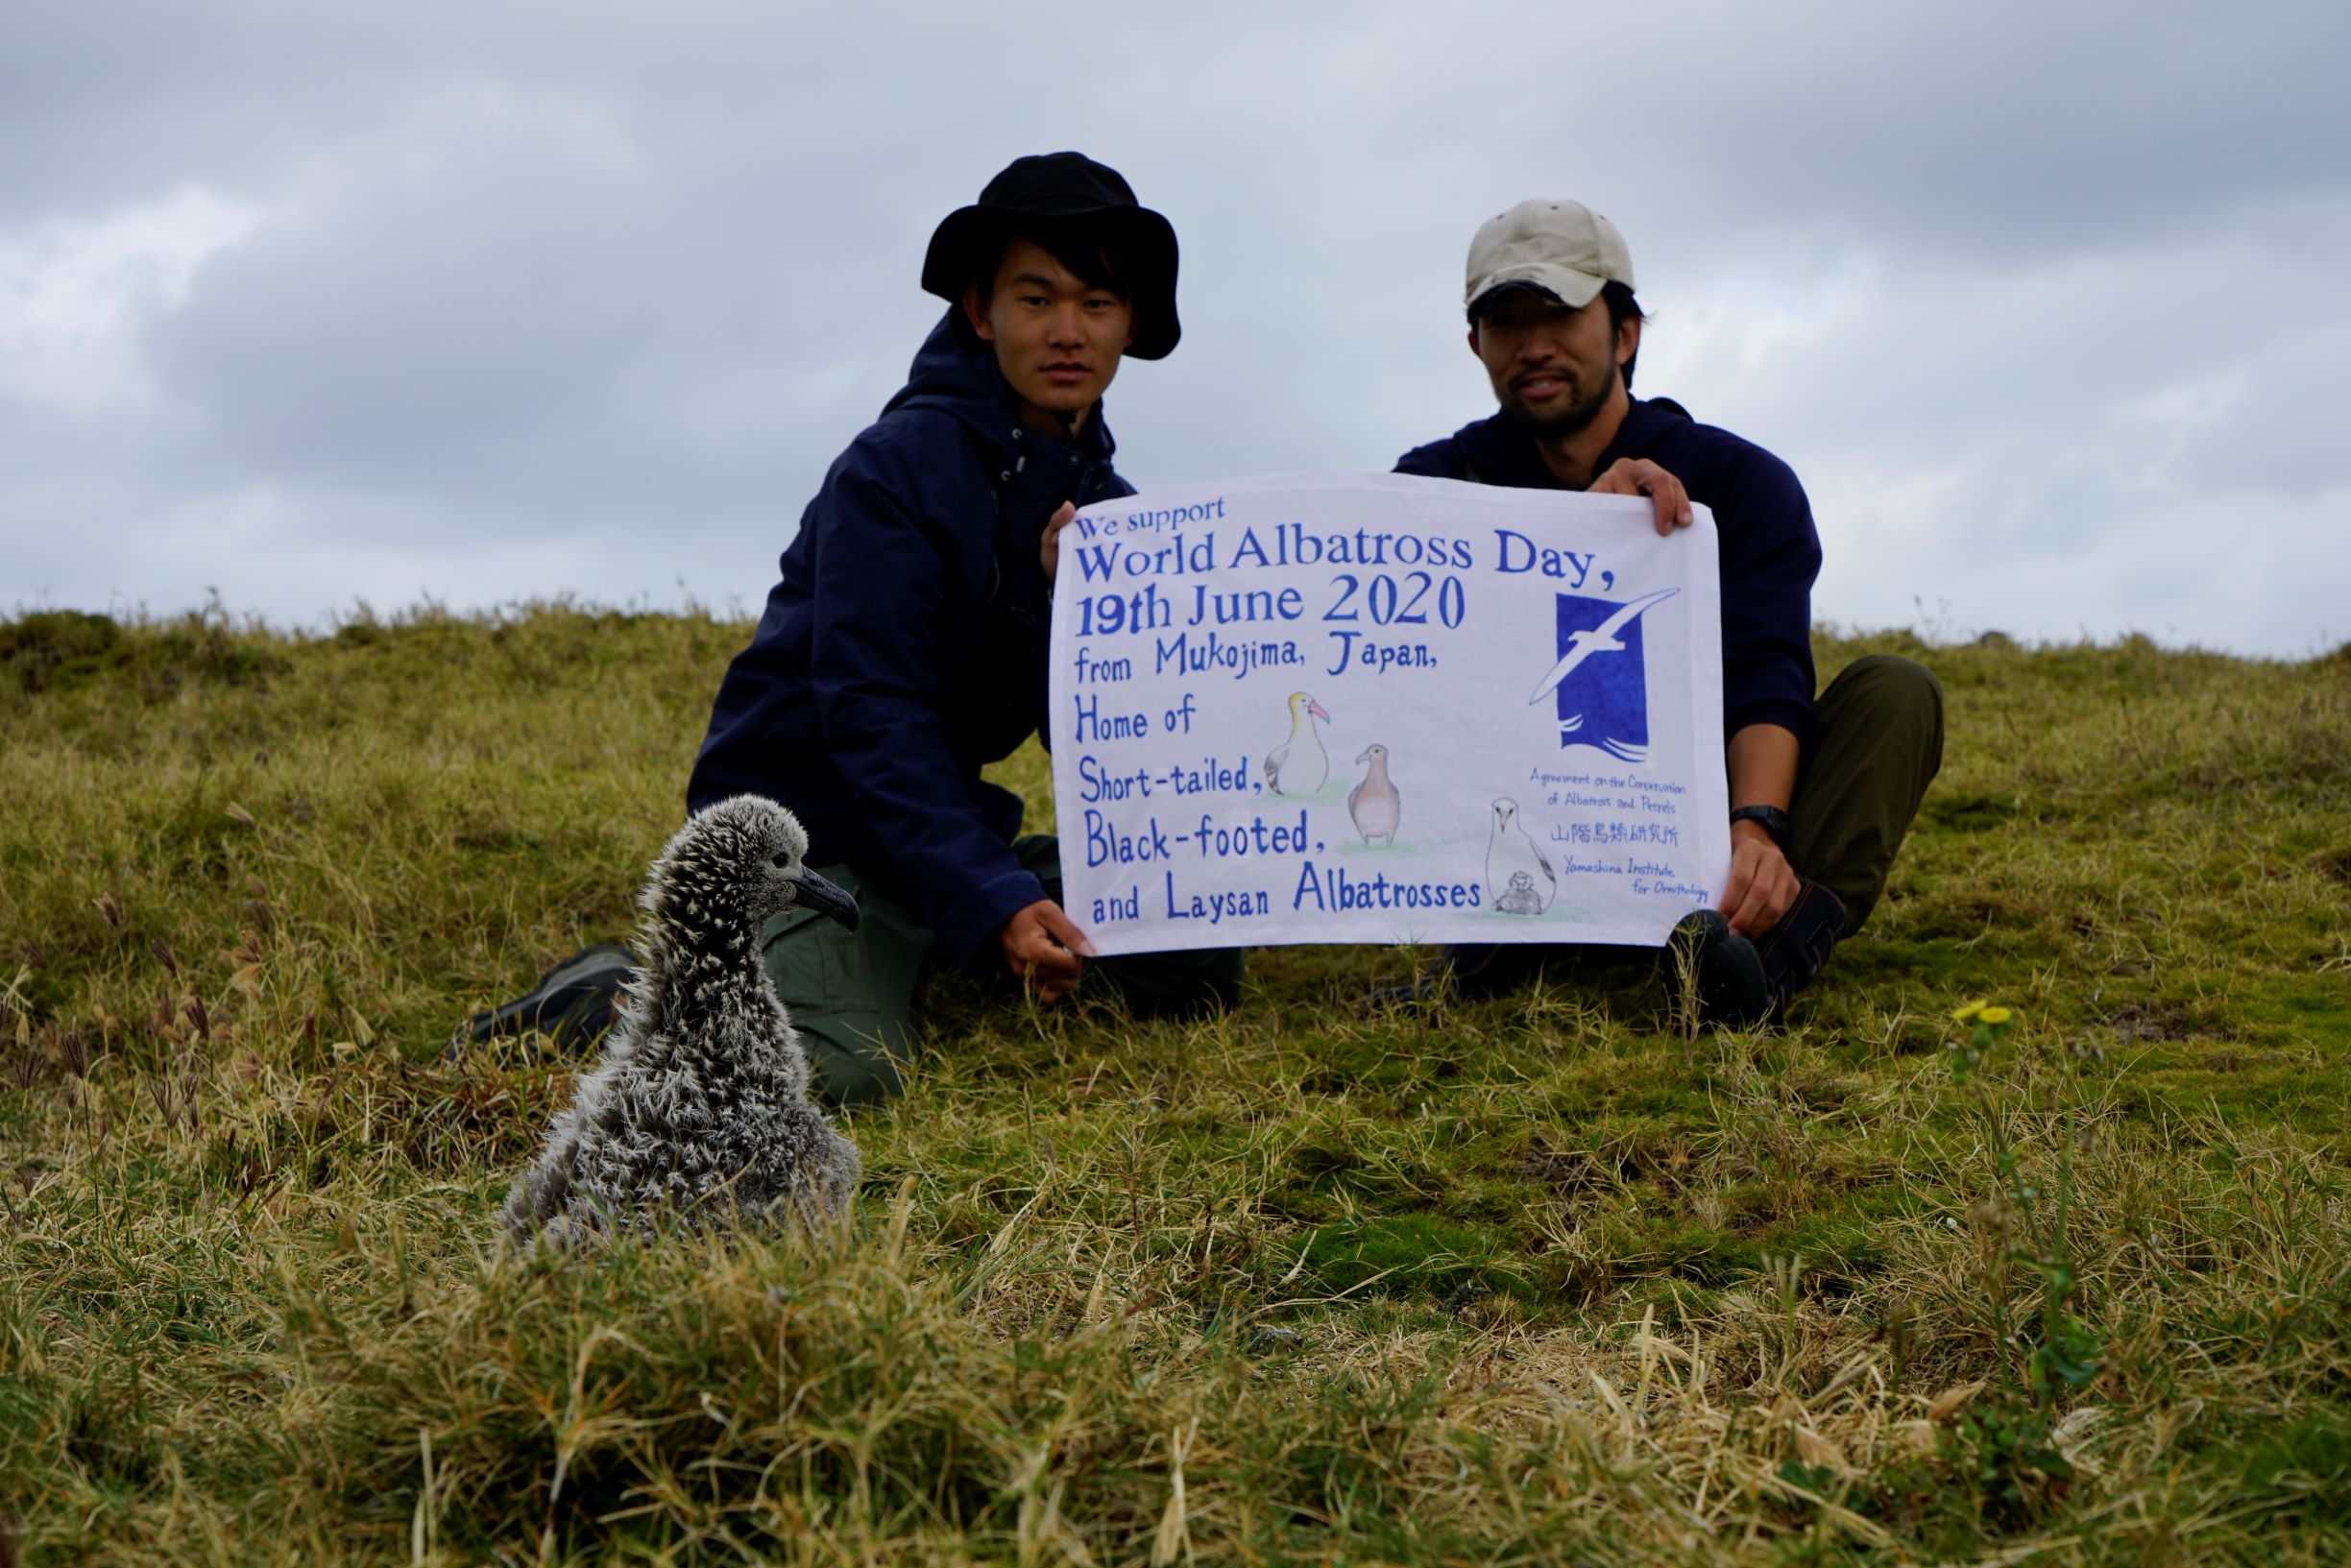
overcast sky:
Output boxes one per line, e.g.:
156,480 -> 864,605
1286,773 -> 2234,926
4,0 -> 2345,657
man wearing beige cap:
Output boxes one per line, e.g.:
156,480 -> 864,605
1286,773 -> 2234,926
1394,199 -> 1945,1025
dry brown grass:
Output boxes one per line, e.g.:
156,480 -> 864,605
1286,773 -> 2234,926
2,606 -> 2347,1564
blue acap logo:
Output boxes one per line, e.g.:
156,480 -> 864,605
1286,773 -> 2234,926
1526,589 -> 1679,762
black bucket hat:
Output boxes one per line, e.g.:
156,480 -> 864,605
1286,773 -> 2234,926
922,152 -> 1181,360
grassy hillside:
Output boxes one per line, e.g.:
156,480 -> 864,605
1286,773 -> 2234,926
2,603 -> 2346,1565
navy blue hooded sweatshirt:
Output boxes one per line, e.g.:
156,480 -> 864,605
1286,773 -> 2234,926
689,312 -> 1134,967
1394,398 -> 1821,742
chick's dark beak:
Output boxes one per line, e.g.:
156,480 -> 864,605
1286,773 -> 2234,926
791,868 -> 860,930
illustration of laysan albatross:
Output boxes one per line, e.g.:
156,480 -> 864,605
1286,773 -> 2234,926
1486,797 -> 1556,916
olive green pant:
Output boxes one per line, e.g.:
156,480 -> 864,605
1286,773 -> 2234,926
1441,652 -> 1945,991
762,833 -> 1243,1107
1783,653 -> 1946,934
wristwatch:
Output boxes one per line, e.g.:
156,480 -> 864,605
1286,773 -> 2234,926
1729,804 -> 1792,847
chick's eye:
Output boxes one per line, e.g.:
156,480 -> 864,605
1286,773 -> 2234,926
770,852 -> 790,868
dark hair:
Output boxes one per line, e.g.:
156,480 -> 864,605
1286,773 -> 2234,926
1469,279 -> 1648,393
954,225 -> 1133,346
1603,281 -> 1645,393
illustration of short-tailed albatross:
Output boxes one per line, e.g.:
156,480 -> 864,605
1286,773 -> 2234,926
1526,588 -> 1681,706
1264,691 -> 1331,797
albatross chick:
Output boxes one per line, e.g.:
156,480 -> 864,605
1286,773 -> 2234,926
502,795 -> 863,1245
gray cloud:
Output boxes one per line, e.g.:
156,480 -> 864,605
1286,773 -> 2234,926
2,0 -> 2346,653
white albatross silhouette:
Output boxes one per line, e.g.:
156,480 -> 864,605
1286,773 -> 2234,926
1525,588 -> 1682,706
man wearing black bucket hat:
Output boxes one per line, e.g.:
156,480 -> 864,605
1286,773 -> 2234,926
675,153 -> 1240,1105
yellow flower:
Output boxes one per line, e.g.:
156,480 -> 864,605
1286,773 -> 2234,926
1951,1000 -> 1986,1022
1978,1005 -> 2014,1025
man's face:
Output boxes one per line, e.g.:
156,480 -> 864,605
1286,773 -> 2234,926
966,238 -> 1134,425
1468,288 -> 1636,440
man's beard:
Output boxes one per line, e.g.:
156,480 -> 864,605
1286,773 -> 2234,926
1501,374 -> 1612,442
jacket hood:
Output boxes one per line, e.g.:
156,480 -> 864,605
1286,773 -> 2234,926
882,310 -> 1118,464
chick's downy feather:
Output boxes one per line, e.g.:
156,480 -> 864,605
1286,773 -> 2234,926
502,796 -> 860,1244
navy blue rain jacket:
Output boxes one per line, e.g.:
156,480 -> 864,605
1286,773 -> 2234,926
689,313 -> 1135,966
1395,398 -> 1821,741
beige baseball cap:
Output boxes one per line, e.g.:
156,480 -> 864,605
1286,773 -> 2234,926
1465,198 -> 1634,314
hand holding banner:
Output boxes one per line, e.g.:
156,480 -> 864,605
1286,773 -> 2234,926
1048,472 -> 1729,954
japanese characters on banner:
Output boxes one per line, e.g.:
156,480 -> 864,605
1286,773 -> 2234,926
1047,472 -> 1730,955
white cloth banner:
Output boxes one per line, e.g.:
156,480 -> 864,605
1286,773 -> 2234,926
1047,472 -> 1729,954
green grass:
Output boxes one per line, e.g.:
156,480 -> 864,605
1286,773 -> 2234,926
2,603 -> 2348,1563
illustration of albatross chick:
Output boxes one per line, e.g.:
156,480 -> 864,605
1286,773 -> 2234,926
1485,797 -> 1556,916
1348,743 -> 1400,845
1495,871 -> 1545,916
1264,691 -> 1331,797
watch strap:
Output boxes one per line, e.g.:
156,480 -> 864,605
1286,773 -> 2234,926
1729,804 -> 1793,847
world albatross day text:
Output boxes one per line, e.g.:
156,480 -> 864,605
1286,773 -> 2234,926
1065,502 -> 1617,684
1048,472 -> 1730,955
